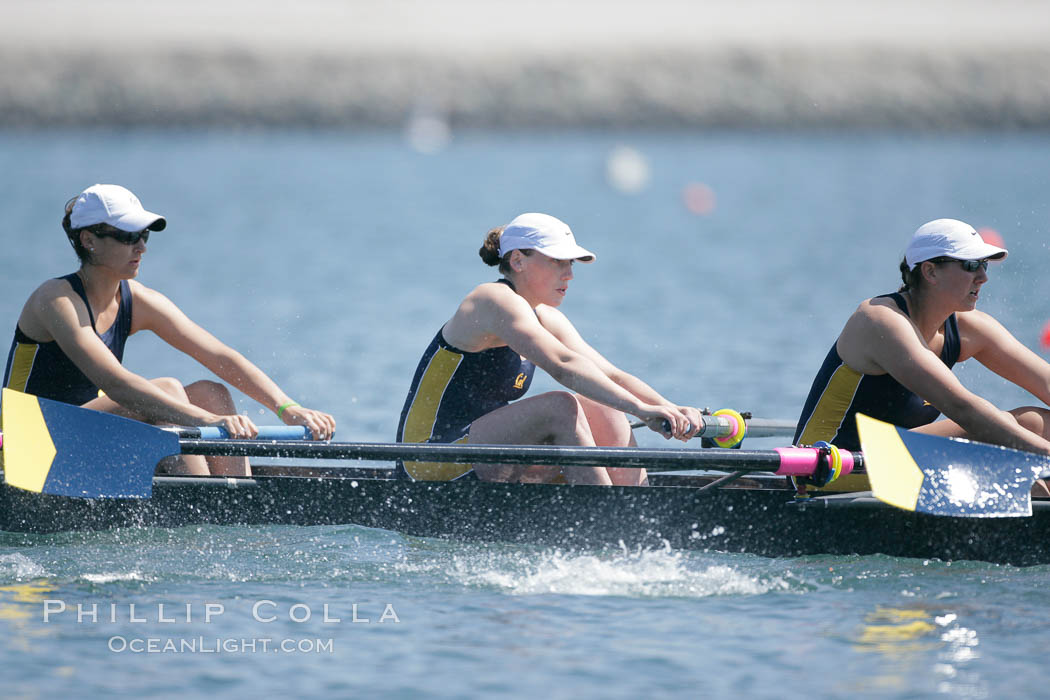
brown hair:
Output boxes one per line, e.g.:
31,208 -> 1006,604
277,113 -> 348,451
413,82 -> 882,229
899,256 -> 943,292
478,226 -> 531,274
62,195 -> 91,263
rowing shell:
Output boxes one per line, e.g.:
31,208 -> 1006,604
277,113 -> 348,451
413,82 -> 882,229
2,467 -> 1050,565
5,390 -> 1050,563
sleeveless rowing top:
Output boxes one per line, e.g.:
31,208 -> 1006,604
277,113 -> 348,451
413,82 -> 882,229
395,280 -> 536,481
793,292 -> 960,453
3,273 -> 133,406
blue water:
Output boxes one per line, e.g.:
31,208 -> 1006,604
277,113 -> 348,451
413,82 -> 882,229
3,129 -> 1050,697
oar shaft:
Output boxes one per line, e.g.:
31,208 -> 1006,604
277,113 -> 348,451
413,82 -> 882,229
179,439 -> 862,475
631,416 -> 795,438
170,417 -> 794,442
170,426 -> 310,440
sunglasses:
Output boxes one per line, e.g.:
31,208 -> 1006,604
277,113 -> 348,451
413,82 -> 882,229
929,257 -> 989,272
87,225 -> 151,245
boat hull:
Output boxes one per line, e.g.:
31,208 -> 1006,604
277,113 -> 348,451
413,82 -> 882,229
2,472 -> 1049,565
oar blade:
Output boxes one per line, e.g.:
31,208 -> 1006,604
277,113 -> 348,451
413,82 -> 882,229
1,389 -> 178,499
857,413 -> 1047,518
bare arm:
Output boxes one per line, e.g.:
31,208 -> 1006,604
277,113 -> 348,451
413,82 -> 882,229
963,310 -> 1050,406
444,283 -> 692,438
838,299 -> 1050,454
30,280 -> 223,426
537,305 -> 704,431
132,283 -> 335,437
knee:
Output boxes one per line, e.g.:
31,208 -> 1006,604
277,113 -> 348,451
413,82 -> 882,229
152,377 -> 189,400
578,396 -> 631,446
1014,407 -> 1050,439
187,379 -> 230,399
544,391 -> 586,423
185,380 -> 235,411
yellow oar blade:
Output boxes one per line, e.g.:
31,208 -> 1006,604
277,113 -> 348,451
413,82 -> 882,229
857,412 -> 1048,518
855,413 -> 924,512
1,388 -> 58,493
1,389 -> 179,499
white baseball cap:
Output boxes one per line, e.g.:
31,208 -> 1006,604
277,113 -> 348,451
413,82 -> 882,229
498,213 -> 595,263
70,184 -> 167,232
905,218 -> 1007,269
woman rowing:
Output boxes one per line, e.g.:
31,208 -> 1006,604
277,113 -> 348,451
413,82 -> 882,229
395,212 -> 703,486
793,218 -> 1050,490
2,184 -> 335,477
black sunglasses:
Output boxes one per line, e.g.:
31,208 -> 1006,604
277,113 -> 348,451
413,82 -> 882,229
928,257 -> 989,272
86,225 -> 151,245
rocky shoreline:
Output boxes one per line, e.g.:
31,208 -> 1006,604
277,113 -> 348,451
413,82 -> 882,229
4,46 -> 1050,130
6,0 -> 1050,131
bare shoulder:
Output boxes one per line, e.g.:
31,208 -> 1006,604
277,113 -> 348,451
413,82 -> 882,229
29,276 -> 76,304
837,295 -> 916,373
460,281 -> 530,315
955,307 -> 1001,333
954,307 -> 1013,356
126,278 -> 163,306
854,294 -> 906,320
534,304 -> 570,327
24,277 -> 81,318
467,280 -> 519,302
444,282 -> 531,351
18,277 -> 84,341
844,295 -> 912,334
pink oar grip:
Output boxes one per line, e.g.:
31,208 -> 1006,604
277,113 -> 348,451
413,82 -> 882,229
773,447 -> 856,476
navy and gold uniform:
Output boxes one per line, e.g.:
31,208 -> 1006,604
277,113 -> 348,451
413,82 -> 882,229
3,273 -> 133,406
396,282 -> 536,481
793,292 -> 960,453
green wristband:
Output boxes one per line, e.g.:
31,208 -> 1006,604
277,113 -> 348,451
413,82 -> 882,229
277,401 -> 300,419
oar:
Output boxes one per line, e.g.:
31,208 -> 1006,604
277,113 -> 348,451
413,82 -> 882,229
0,389 -> 311,499
629,415 -> 796,439
856,413 -> 1050,517
1,389 -> 860,499
172,426 -> 310,440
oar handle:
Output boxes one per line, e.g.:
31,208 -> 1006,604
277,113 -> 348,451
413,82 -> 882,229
170,426 -> 312,440
648,413 -> 794,440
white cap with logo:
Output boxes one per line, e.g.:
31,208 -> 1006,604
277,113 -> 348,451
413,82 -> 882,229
498,213 -> 595,262
70,184 -> 167,232
904,218 -> 1007,269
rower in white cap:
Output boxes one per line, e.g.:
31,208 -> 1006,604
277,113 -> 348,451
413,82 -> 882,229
2,184 -> 336,477
794,218 -> 1050,493
395,212 -> 703,486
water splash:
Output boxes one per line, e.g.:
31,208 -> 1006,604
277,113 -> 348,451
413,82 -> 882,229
0,553 -> 51,581
420,542 -> 792,598
81,572 -> 149,584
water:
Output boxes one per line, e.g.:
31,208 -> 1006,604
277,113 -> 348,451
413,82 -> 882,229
2,129 -> 1050,697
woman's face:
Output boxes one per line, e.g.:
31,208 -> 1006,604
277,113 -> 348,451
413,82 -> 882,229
514,251 -> 575,307
82,227 -> 149,278
925,258 -> 990,310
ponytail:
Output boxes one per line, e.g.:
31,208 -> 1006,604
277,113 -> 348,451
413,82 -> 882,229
478,224 -> 531,275
899,256 -> 927,292
63,194 -> 89,263
478,227 -> 504,267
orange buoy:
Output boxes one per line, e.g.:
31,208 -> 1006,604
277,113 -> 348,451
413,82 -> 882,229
682,182 -> 716,215
978,227 -> 1005,248
1041,320 -> 1050,350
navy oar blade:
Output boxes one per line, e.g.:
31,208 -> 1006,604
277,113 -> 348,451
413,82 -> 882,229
1,389 -> 179,498
857,413 -> 1049,517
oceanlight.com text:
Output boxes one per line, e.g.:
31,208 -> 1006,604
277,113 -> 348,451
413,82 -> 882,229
108,636 -> 335,654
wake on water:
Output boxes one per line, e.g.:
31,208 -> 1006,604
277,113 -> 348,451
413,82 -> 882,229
397,540 -> 799,598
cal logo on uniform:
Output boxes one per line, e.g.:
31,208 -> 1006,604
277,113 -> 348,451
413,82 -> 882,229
513,373 -> 527,390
